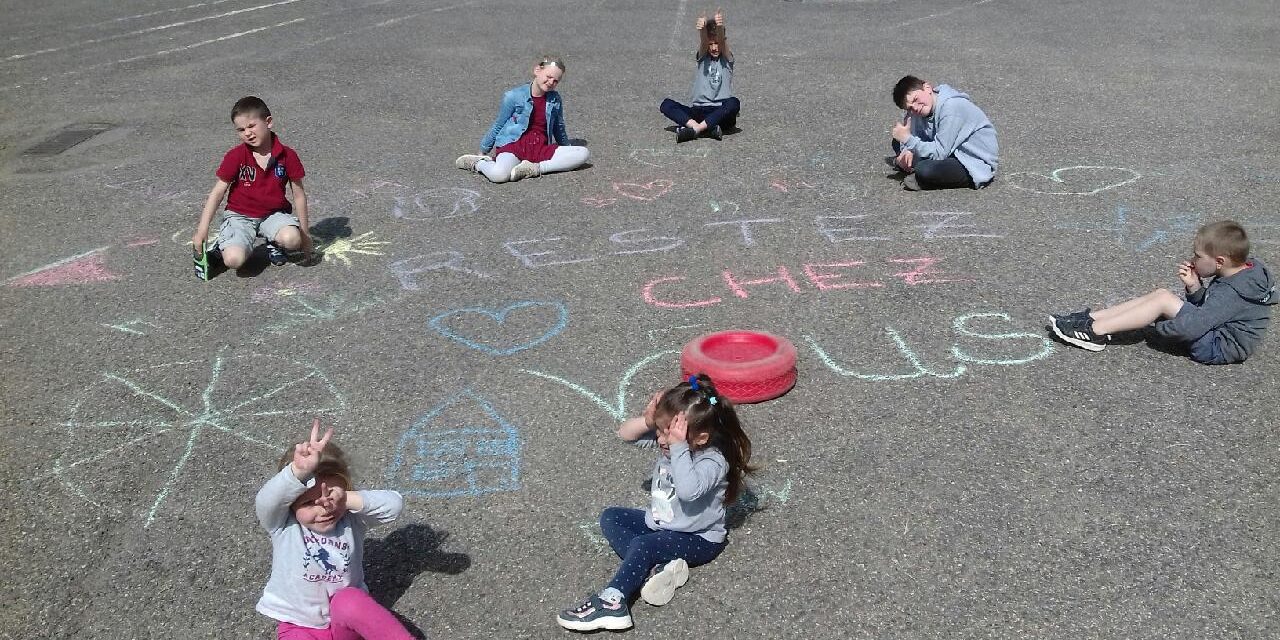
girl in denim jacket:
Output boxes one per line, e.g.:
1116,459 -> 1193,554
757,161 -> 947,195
456,56 -> 590,183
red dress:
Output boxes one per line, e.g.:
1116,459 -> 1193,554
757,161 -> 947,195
495,94 -> 559,162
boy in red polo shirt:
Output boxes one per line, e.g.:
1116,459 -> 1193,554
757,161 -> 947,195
192,96 -> 310,270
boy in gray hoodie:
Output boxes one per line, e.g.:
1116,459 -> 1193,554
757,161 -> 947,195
1050,220 -> 1277,364
889,75 -> 999,191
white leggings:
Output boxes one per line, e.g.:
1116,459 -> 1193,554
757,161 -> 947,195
477,146 -> 590,183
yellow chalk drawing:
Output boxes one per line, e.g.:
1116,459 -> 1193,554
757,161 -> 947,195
316,232 -> 389,267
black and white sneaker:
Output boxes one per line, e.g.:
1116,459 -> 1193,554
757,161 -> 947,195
1049,313 -> 1109,351
707,124 -> 723,141
556,594 -> 633,632
675,126 -> 697,143
640,558 -> 689,606
266,242 -> 288,266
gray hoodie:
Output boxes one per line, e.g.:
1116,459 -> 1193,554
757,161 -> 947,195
902,84 -> 999,187
255,466 -> 404,629
644,442 -> 729,543
1153,257 -> 1277,363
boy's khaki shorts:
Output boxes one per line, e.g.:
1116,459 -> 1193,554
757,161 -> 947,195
216,211 -> 299,251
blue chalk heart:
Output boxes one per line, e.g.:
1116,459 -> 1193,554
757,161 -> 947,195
428,301 -> 568,356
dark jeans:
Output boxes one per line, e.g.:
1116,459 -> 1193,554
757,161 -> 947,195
599,507 -> 725,598
660,97 -> 741,130
891,140 -> 973,190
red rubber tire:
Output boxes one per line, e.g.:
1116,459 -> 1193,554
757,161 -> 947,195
680,330 -> 797,404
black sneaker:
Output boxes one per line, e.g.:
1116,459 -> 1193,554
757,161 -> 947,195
556,594 -> 632,632
707,125 -> 722,140
675,126 -> 697,143
266,242 -> 288,266
1049,313 -> 1109,351
902,174 -> 922,191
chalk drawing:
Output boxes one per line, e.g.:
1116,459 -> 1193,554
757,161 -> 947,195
613,180 -> 674,201
45,347 -> 346,527
386,390 -> 521,498
705,218 -> 784,247
389,251 -> 493,290
6,247 -> 120,287
642,257 -> 970,309
428,300 -> 568,356
580,196 -> 617,208
1006,166 -> 1141,196
1054,204 -> 1199,251
125,237 -> 162,247
504,238 -> 594,268
266,293 -> 386,333
950,313 -> 1055,366
173,229 -> 221,246
103,178 -> 199,207
629,147 -> 711,168
316,232 -> 389,266
578,521 -> 611,554
391,188 -> 480,220
815,215 -> 892,243
103,319 -> 160,336
350,178 -> 408,199
251,280 -> 325,302
912,212 -> 1005,239
804,312 -> 1053,381
770,178 -> 815,193
519,350 -> 680,421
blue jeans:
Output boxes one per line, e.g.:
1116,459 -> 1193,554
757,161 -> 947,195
599,507 -> 725,598
1174,305 -> 1228,364
660,97 -> 741,130
890,140 -> 973,189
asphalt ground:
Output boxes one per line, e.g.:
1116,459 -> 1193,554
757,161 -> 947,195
1,1 -> 1278,638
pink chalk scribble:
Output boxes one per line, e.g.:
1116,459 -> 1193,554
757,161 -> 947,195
7,248 -> 120,287
612,179 -> 674,201
125,237 -> 161,248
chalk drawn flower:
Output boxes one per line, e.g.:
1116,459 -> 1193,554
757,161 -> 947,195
47,348 -> 346,528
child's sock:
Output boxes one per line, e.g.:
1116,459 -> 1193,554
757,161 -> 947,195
599,587 -> 624,603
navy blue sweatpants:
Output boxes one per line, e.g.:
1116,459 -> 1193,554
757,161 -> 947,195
599,507 -> 725,598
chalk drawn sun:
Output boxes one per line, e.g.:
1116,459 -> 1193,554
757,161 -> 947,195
316,232 -> 389,267
49,348 -> 346,527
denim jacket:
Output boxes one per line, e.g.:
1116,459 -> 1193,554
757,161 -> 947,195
480,84 -> 570,153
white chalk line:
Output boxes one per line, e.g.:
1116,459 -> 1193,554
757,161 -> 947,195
3,0 -> 239,44
1,18 -> 306,92
4,0 -> 310,62
894,0 -> 995,28
6,246 -> 108,281
667,0 -> 688,56
0,0 -> 467,92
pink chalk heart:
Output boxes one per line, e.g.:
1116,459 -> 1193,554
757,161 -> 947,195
1006,165 -> 1141,196
580,196 -> 617,208
612,179 -> 673,201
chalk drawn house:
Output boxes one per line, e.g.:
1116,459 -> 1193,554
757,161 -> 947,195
387,391 -> 521,498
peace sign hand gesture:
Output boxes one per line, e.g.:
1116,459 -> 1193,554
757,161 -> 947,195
291,418 -> 334,478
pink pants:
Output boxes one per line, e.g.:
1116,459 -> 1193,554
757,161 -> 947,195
276,588 -> 415,640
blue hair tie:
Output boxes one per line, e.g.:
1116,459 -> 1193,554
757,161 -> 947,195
708,396 -> 718,405
688,375 -> 699,390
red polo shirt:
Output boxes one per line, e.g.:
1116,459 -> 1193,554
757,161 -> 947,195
216,135 -> 305,219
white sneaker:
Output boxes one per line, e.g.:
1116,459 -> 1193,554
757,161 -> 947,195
509,160 -> 541,181
455,154 -> 486,171
640,558 -> 689,606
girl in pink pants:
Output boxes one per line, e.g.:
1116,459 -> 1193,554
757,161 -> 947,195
255,420 -> 416,640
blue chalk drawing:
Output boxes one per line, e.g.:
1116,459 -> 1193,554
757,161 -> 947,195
519,350 -> 680,421
428,300 -> 568,356
1054,204 -> 1200,252
387,390 -> 522,498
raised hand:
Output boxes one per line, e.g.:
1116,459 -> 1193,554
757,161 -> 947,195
891,115 -> 911,142
291,418 -> 333,477
714,8 -> 724,26
695,12 -> 707,30
668,411 -> 689,445
1177,260 -> 1201,290
642,390 -> 663,428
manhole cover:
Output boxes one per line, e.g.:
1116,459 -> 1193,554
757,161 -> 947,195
23,123 -> 114,157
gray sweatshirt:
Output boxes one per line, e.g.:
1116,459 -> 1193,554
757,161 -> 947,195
1153,257 -> 1277,363
690,53 -> 734,106
255,466 -> 404,629
901,83 -> 999,186
644,442 -> 729,543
